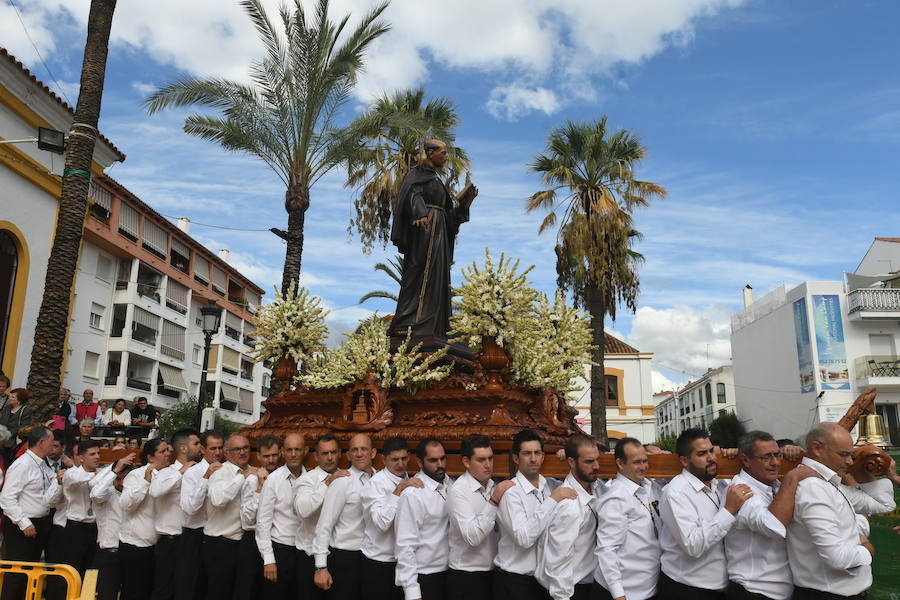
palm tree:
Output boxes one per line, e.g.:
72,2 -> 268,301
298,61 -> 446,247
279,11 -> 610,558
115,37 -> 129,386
144,0 -> 390,293
27,0 -> 118,417
527,117 -> 666,445
358,255 -> 402,304
344,88 -> 469,251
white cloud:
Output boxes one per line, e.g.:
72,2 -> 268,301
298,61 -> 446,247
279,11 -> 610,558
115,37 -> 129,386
651,370 -> 677,394
486,84 -> 560,121
131,81 -> 157,96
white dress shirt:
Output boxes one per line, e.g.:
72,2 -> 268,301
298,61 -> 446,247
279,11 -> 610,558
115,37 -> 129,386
787,457 -> 895,597
394,472 -> 452,600
149,460 -> 185,536
181,459 -> 211,530
119,465 -> 158,547
294,466 -> 331,555
204,461 -> 246,541
494,471 -> 558,576
256,465 -> 303,564
50,489 -> 68,528
595,473 -> 661,600
659,469 -> 734,591
90,467 -> 123,549
0,450 -> 61,531
725,470 -> 791,600
447,470 -> 497,571
241,473 -> 260,531
63,465 -> 100,523
313,466 -> 372,567
536,473 -> 602,600
360,468 -> 406,563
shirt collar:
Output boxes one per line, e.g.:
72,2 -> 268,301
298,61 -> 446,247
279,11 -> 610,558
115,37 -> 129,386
381,468 -> 405,485
563,472 -> 596,505
460,470 -> 494,494
348,465 -> 372,480
415,471 -> 445,491
735,469 -> 780,495
514,470 -> 545,494
801,457 -> 840,484
681,468 -> 714,492
613,472 -> 642,495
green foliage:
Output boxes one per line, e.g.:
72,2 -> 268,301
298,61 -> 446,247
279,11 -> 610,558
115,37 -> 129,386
157,396 -> 242,440
358,255 -> 403,305
655,434 -> 677,454
708,412 -> 746,449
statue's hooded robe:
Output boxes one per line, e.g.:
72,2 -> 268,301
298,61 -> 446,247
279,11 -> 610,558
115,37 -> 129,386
389,165 -> 469,339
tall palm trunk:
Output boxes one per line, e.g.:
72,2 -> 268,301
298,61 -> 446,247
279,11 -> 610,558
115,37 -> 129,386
26,0 -> 117,419
587,282 -> 609,446
281,183 -> 309,294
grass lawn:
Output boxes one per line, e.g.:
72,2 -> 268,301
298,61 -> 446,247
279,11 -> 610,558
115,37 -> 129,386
869,450 -> 900,600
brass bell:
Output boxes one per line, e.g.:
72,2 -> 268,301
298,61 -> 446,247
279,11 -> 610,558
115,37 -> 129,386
855,414 -> 891,447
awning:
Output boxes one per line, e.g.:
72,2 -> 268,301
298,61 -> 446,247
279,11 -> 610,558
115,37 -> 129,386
239,388 -> 254,413
157,363 -> 188,392
219,383 -> 239,403
845,272 -> 900,292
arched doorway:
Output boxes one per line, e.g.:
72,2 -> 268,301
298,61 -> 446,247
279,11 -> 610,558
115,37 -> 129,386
0,230 -> 18,369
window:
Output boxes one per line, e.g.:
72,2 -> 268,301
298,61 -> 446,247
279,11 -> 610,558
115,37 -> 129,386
717,382 -> 727,404
0,231 -> 19,366
95,254 -> 112,283
116,258 -> 132,290
170,238 -> 190,274
604,375 -> 619,407
705,382 -> 712,406
110,304 -> 127,337
222,347 -> 240,375
719,409 -> 727,418
142,220 -> 168,258
211,267 -> 227,296
194,254 -> 210,285
192,345 -> 203,365
161,320 -> 186,360
240,356 -> 254,380
132,307 -> 158,346
89,303 -> 105,330
261,373 -> 271,398
83,351 -> 100,379
165,279 -> 189,314
118,202 -> 139,241
88,181 -> 112,221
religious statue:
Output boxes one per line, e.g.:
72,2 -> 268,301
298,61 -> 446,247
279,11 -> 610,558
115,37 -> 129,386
389,140 -> 477,351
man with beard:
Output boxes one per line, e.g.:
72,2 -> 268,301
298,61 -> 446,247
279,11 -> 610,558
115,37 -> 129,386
149,429 -> 202,600
236,434 -> 279,600
536,434 -> 604,600
658,428 -> 752,600
360,436 -> 422,600
394,438 -> 454,600
313,433 -> 376,600
90,452 -> 136,600
495,429 -> 577,600
595,438 -> 663,600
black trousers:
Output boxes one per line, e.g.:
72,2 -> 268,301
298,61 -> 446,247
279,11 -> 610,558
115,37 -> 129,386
361,556 -> 403,600
1,515 -> 51,600
327,547 -> 363,600
595,584 -> 657,600
64,520 -> 98,575
234,530 -> 263,600
419,571 -> 448,600
92,548 -> 124,600
44,523 -> 69,600
793,587 -> 866,600
446,569 -> 492,600
175,527 -> 206,600
572,582 -> 603,600
726,581 -> 778,600
658,572 -> 725,600
262,541 -> 298,600
492,570 -> 550,600
298,550 -> 326,600
203,535 -> 240,600
152,534 -> 180,600
119,542 -> 155,600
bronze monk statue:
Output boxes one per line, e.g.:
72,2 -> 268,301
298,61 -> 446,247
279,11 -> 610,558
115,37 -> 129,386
388,139 -> 477,353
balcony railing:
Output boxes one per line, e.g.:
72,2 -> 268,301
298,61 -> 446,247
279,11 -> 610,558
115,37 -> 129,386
157,386 -> 181,399
847,288 -> 900,313
854,354 -> 900,378
224,326 -> 241,342
104,375 -> 119,386
127,377 -> 152,391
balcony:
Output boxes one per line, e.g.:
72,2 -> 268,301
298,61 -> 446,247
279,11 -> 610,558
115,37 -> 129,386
127,377 -> 152,391
854,354 -> 900,390
847,288 -> 900,320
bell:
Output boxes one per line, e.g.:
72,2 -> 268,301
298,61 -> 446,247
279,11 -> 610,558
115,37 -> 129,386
855,414 -> 891,447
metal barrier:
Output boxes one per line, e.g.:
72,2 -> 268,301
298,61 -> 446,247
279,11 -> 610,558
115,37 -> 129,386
0,561 -> 97,600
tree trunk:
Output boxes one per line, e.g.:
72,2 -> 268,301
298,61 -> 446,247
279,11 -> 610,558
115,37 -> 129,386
26,0 -> 117,421
281,183 -> 309,295
587,281 -> 608,447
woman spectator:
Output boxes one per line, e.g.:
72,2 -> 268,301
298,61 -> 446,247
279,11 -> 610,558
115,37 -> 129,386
0,388 -> 33,463
103,399 -> 131,427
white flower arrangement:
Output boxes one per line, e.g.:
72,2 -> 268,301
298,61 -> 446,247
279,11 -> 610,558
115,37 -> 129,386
251,282 -> 329,363
449,249 -> 538,352
297,317 -> 452,393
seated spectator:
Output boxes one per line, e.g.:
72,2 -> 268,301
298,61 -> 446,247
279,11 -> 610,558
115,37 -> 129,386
52,388 -> 73,432
99,439 -> 111,449
130,397 -> 159,430
0,388 -> 33,463
112,435 -> 127,450
67,419 -> 95,456
103,399 -> 131,427
71,389 -> 103,426
127,436 -> 142,451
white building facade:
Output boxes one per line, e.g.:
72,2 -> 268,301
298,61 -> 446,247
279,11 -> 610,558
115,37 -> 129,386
654,366 -> 736,440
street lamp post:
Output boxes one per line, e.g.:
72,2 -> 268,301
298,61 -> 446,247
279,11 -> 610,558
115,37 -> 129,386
196,299 -> 222,431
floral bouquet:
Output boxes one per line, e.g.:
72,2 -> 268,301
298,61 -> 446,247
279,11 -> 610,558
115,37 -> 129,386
251,282 -> 329,364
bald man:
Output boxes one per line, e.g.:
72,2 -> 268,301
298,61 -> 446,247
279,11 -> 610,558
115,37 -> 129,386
313,434 -> 377,600
787,422 -> 896,600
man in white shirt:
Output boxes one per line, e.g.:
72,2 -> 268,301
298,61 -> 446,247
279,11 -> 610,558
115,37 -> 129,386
537,434 -> 604,600
360,436 -> 422,600
256,433 -> 306,600
235,434 -> 279,600
90,453 -> 136,600
149,429 -> 201,600
44,432 -> 72,600
447,434 -> 514,600
295,433 -> 348,600
62,440 -> 103,576
0,426 -> 60,600
788,422 -> 897,600
595,437 -> 661,600
658,428 -> 752,600
120,438 -> 172,600
204,433 -> 263,600
494,429 -> 576,600
313,433 -> 376,600
175,430 -> 225,600
395,438 -> 453,600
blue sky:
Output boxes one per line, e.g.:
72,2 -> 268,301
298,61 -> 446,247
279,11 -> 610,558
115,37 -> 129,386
6,0 -> 900,392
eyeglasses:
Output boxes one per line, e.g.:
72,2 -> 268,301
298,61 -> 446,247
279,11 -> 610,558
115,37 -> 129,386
227,446 -> 250,452
752,452 -> 783,462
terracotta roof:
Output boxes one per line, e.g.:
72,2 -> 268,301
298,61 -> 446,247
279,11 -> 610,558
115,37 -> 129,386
1,47 -> 126,162
605,333 -> 640,354
875,237 -> 900,243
